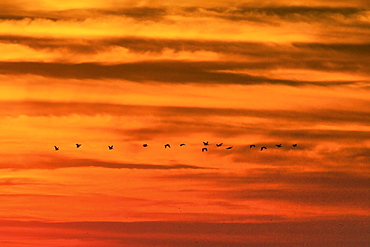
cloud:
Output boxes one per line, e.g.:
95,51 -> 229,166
0,2 -> 368,246
0,61 -> 292,85
223,187 -> 369,208
0,218 -> 369,247
160,169 -> 370,190
0,61 -> 364,86
0,7 -> 168,23
181,6 -> 369,27
0,177 -> 43,186
1,100 -> 368,128
1,35 -> 369,61
266,129 -> 370,142
102,7 -> 168,21
224,144 -> 370,169
0,100 -> 368,149
0,35 -> 368,81
159,168 -> 370,209
0,157 -> 208,170
0,5 -> 368,24
0,3 -> 368,46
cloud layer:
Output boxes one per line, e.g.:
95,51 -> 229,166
0,0 -> 369,246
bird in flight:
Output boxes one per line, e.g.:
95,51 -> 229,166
164,144 -> 171,148
216,143 -> 223,147
180,144 -> 186,146
226,146 -> 233,149
54,146 -> 59,151
250,145 -> 256,148
203,141 -> 209,145
108,145 -> 114,150
276,144 -> 282,148
202,148 -> 208,152
76,143 -> 82,148
292,144 -> 298,147
260,146 -> 267,151
143,144 -> 148,147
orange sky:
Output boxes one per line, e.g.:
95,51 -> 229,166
0,0 -> 369,246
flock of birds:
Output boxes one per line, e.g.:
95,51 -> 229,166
54,142 -> 298,152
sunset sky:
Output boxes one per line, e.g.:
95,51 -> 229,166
0,0 -> 369,246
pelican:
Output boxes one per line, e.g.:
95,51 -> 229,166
226,146 -> 233,149
250,145 -> 256,148
203,141 -> 209,146
108,145 -> 114,150
292,144 -> 298,147
164,144 -> 171,148
260,146 -> 267,151
216,143 -> 223,147
276,144 -> 282,148
76,143 -> 82,148
54,146 -> 59,151
202,148 -> 208,152
143,144 -> 148,147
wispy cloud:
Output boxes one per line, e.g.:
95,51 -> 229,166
0,61 -> 365,86
0,218 -> 369,247
0,36 -> 369,77
159,169 -> 370,189
0,156 -> 208,170
0,177 -> 43,186
0,1 -> 368,245
1,100 -> 369,123
159,168 -> 370,209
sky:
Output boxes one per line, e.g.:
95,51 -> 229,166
0,0 -> 369,246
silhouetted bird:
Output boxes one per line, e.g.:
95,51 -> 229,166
292,144 -> 297,147
216,143 -> 223,147
143,144 -> 148,147
226,146 -> 233,149
180,144 -> 186,146
164,144 -> 171,148
108,145 -> 114,150
76,143 -> 82,148
203,141 -> 209,146
276,144 -> 282,148
260,146 -> 267,151
54,146 -> 59,151
202,148 -> 208,152
250,145 -> 256,148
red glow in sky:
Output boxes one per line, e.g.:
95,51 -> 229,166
0,0 -> 369,246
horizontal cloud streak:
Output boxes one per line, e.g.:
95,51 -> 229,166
0,177 -> 43,186
1,36 -> 370,56
222,187 -> 369,208
1,101 -> 369,126
0,157 -> 207,170
160,168 -> 370,208
0,61 -> 365,86
0,218 -> 369,247
0,5 -> 368,24
1,36 -> 369,70
0,36 -> 368,85
162,169 -> 370,190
